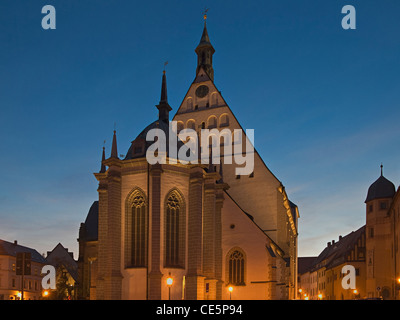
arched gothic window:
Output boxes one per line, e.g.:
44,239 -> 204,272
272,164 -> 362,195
125,189 -> 147,267
227,248 -> 246,285
165,190 -> 185,268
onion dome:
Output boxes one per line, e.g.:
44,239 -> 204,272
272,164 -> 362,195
365,165 -> 395,202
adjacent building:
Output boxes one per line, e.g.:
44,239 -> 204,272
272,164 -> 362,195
0,239 -> 46,300
299,167 -> 400,300
45,243 -> 78,299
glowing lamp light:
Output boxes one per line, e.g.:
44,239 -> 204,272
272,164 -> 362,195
353,289 -> 358,294
318,293 -> 323,300
17,292 -> 22,298
166,275 -> 173,287
43,290 -> 49,297
228,286 -> 233,293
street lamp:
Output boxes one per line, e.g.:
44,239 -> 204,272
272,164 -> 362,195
228,286 -> 233,300
166,273 -> 173,300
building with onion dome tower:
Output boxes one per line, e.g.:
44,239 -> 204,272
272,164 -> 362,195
365,165 -> 396,299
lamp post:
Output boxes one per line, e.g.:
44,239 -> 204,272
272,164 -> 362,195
166,273 -> 173,300
228,286 -> 233,300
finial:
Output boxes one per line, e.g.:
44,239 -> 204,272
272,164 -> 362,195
381,163 -> 383,176
203,8 -> 209,21
163,61 -> 168,74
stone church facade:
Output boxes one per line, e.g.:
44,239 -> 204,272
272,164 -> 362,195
77,16 -> 299,300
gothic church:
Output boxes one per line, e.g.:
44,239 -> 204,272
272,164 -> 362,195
77,16 -> 299,300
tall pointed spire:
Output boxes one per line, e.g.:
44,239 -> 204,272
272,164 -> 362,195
156,68 -> 172,123
380,163 -> 383,176
111,130 -> 118,159
195,11 -> 215,81
160,70 -> 168,104
100,145 -> 106,173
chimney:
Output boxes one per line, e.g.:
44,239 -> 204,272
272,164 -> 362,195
332,240 -> 335,245
13,240 -> 17,245
339,235 -> 343,241
327,242 -> 331,247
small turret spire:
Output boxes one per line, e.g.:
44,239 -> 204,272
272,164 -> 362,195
111,130 -> 118,159
156,67 -> 172,123
381,163 -> 383,176
100,143 -> 106,173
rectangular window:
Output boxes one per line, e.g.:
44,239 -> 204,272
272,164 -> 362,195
369,227 -> 374,238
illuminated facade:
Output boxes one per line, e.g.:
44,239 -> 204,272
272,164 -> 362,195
78,17 -> 299,300
0,239 -> 46,300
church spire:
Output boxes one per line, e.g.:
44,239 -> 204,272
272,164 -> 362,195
100,145 -> 106,173
111,130 -> 118,159
156,68 -> 172,123
195,11 -> 215,81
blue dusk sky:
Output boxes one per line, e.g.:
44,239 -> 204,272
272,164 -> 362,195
0,0 -> 399,258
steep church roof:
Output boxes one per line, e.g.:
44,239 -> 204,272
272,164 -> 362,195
365,167 -> 396,202
79,201 -> 99,242
124,117 -> 185,160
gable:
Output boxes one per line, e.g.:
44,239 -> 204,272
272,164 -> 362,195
175,66 -> 228,116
